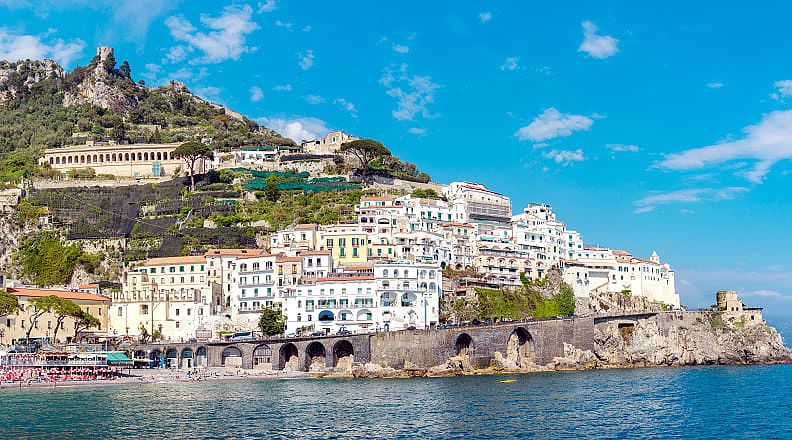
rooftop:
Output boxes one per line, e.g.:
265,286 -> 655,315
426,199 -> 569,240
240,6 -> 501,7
7,287 -> 109,302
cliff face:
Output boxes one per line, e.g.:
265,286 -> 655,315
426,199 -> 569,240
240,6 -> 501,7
594,312 -> 792,367
62,46 -> 139,113
0,59 -> 65,103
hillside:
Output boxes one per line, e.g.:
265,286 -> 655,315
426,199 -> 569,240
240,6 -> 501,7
0,46 -> 292,183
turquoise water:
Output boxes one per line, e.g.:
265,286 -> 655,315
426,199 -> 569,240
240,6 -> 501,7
2,365 -> 791,439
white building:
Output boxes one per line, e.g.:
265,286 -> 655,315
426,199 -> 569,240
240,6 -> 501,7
280,261 -> 441,335
112,256 -> 216,342
562,249 -> 679,307
445,182 -> 512,224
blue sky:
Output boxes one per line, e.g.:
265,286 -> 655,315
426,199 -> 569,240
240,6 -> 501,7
1,1 -> 791,334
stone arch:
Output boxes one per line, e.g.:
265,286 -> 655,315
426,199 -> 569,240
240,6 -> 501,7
221,346 -> 243,367
124,153 -> 130,161
93,154 -> 98,163
279,343 -> 299,371
150,349 -> 162,367
144,152 -> 149,161
180,348 -> 194,368
80,155 -> 85,164
156,152 -> 162,160
455,333 -> 473,369
164,348 -> 178,367
253,344 -> 273,369
333,340 -> 354,370
305,341 -> 327,372
112,153 -> 117,161
195,346 -> 208,367
506,327 -> 536,368
49,157 -> 54,165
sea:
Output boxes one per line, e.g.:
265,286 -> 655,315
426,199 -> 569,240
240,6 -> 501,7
2,364 -> 791,439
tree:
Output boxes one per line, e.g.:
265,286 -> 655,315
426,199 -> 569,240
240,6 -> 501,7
339,139 -> 391,181
73,309 -> 101,341
264,177 -> 280,202
119,60 -> 131,79
102,51 -> 116,73
0,290 -> 20,320
172,141 -> 214,191
258,307 -> 285,336
151,324 -> 163,342
26,295 -> 60,340
52,298 -> 82,342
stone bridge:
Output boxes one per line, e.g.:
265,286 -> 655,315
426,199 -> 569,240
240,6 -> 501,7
124,316 -> 595,371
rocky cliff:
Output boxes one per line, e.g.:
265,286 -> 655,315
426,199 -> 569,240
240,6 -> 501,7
594,312 -> 792,366
0,59 -> 65,104
62,46 -> 138,112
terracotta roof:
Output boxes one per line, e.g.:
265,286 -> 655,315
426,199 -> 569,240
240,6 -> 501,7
276,256 -> 303,263
299,250 -> 331,256
204,249 -> 266,257
78,283 -> 99,289
7,287 -> 109,302
342,265 -> 373,271
294,223 -> 318,230
144,256 -> 205,265
443,222 -> 474,228
361,196 -> 395,201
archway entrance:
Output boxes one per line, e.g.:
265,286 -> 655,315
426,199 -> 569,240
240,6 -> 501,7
455,333 -> 473,369
222,347 -> 243,367
165,349 -> 178,368
253,344 -> 273,370
305,342 -> 326,372
333,340 -> 354,370
279,343 -> 299,371
506,328 -> 535,368
149,349 -> 162,368
181,348 -> 194,369
195,347 -> 208,367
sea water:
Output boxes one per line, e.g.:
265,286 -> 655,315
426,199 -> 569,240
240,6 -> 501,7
1,365 -> 790,439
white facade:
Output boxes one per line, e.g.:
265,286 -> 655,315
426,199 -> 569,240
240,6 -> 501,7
563,249 -> 680,307
112,256 -> 216,342
301,130 -> 360,154
446,181 -> 512,224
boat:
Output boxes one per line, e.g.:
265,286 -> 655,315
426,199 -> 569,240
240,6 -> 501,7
500,379 -> 518,383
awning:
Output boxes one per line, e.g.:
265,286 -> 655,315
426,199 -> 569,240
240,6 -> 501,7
106,352 -> 133,365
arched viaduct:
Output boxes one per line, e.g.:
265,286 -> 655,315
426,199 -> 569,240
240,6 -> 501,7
125,316 -> 595,371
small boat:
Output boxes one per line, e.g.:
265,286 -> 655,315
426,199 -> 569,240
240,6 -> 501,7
500,379 -> 518,383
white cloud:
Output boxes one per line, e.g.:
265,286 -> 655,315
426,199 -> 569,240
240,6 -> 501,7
542,149 -> 585,165
305,94 -> 325,104
334,98 -> 357,118
749,289 -> 783,298
515,108 -> 594,143
500,56 -> 520,71
257,0 -> 277,13
194,85 -> 221,100
302,26 -> 312,33
298,49 -> 315,70
249,86 -> 264,102
771,80 -> 792,100
655,110 -> 792,184
578,20 -> 619,59
633,187 -> 748,213
258,116 -> 329,143
408,127 -> 427,136
275,20 -> 293,31
0,1 -> 177,43
165,4 -> 258,64
607,143 -> 640,153
478,12 -> 493,23
379,63 -> 440,121
392,43 -> 409,54
164,45 -> 188,64
273,83 -> 292,92
0,28 -> 85,67
707,82 -> 724,89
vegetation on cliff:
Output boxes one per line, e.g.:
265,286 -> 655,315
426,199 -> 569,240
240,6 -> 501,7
14,231 -> 102,286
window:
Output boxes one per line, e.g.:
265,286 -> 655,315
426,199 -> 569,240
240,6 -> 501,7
175,309 -> 180,316
118,307 -> 123,316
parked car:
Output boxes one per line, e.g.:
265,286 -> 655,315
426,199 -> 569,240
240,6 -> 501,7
336,327 -> 352,336
406,325 -> 417,331
309,331 -> 325,337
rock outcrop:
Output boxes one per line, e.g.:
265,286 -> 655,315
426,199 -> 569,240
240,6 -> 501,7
0,59 -> 65,103
594,312 -> 792,366
62,46 -> 139,113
